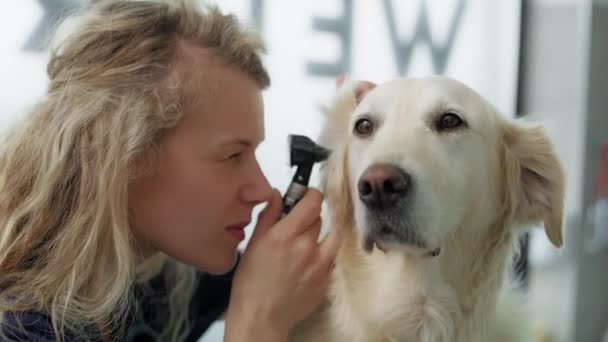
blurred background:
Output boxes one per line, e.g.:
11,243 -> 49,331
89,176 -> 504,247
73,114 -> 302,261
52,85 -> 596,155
1,0 -> 607,341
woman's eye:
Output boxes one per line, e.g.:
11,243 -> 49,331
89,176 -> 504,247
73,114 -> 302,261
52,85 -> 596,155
354,118 -> 374,136
227,152 -> 243,160
435,112 -> 465,132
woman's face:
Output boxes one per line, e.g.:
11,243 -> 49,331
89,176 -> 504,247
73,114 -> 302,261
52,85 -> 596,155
129,45 -> 272,274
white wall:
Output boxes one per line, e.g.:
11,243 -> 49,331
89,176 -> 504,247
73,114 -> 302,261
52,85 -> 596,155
0,2 -> 48,132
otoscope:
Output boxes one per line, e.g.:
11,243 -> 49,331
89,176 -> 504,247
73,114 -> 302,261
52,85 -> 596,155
282,135 -> 331,215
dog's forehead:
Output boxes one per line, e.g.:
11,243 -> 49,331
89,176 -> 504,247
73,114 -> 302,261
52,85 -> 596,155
363,77 -> 481,108
357,77 -> 497,131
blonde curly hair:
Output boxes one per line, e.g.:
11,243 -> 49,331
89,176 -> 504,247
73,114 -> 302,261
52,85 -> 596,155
0,0 -> 269,340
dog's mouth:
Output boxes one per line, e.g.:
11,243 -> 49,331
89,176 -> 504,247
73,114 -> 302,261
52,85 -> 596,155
363,224 -> 426,250
361,224 -> 441,257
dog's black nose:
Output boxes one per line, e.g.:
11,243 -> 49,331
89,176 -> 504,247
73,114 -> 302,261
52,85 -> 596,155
358,164 -> 410,208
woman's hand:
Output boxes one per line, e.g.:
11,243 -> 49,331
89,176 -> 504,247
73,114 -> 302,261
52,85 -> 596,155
224,188 -> 340,342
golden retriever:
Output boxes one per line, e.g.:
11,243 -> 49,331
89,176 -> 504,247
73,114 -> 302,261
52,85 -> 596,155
290,77 -> 565,342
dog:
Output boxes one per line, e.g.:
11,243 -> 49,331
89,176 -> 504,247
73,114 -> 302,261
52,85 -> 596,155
290,77 -> 565,342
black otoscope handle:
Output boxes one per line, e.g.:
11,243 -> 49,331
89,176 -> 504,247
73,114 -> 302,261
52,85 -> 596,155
282,163 -> 313,215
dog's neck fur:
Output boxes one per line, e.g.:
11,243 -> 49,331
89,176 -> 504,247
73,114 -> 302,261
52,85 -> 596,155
327,216 -> 518,342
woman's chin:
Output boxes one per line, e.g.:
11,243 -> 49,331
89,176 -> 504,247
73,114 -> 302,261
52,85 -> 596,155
203,250 -> 239,275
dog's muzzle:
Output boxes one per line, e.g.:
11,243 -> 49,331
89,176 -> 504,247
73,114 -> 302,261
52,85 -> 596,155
358,163 -> 441,257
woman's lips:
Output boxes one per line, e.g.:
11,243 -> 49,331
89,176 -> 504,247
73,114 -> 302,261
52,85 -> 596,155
226,222 -> 249,241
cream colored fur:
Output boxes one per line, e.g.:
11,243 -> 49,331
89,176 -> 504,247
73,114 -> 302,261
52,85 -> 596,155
290,77 -> 565,342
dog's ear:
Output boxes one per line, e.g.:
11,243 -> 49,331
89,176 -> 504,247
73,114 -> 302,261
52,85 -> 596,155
352,81 -> 376,104
318,81 -> 375,150
318,81 -> 373,230
335,76 -> 376,103
322,142 -> 354,230
501,121 -> 565,247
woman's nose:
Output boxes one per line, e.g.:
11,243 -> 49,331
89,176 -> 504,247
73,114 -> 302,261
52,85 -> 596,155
240,161 -> 272,205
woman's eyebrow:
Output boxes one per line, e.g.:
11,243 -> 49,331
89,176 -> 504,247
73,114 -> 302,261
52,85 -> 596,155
219,138 -> 254,147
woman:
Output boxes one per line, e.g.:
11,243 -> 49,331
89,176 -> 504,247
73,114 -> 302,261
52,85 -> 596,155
0,1 -> 340,341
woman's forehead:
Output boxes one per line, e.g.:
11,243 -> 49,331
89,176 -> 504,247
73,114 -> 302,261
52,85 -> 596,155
162,41 -> 264,142
170,42 -> 261,107
175,75 -> 264,144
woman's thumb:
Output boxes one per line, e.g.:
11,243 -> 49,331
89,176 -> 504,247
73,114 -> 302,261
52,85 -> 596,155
250,189 -> 282,242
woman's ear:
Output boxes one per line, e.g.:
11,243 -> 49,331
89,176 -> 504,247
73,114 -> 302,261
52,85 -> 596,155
501,121 -> 566,247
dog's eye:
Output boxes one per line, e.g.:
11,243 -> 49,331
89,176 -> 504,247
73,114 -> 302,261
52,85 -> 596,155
354,118 -> 374,136
436,113 -> 464,131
